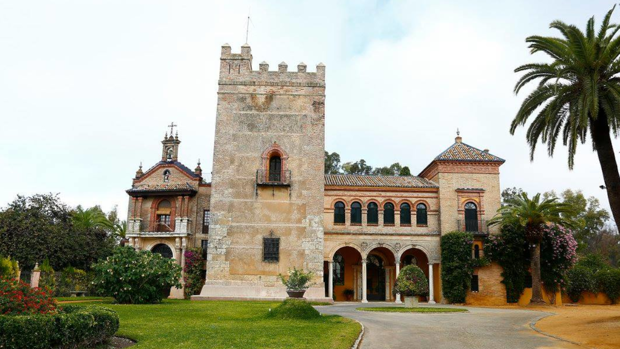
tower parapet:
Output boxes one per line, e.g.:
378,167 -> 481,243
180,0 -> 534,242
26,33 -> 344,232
219,44 -> 325,85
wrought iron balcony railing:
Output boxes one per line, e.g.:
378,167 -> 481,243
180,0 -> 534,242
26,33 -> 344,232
457,219 -> 489,235
256,169 -> 291,186
144,220 -> 173,232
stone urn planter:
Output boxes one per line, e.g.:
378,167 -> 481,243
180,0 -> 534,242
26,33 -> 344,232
286,290 -> 306,299
404,296 -> 419,308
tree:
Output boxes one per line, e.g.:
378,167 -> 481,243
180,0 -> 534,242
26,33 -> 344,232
399,166 -> 412,176
342,159 -> 373,175
501,187 -> 527,205
511,6 -> 620,230
324,151 -> 341,174
0,194 -> 116,271
489,193 -> 575,304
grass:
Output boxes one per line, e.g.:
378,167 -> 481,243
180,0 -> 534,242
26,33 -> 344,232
54,296 -> 113,302
357,307 -> 468,313
65,300 -> 360,349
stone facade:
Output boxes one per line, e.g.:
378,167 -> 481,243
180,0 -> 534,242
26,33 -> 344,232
125,44 -> 506,303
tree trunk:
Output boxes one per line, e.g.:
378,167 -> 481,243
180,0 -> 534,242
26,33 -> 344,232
530,242 -> 545,305
590,111 -> 620,230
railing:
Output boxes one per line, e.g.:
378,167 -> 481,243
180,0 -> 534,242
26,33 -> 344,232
457,219 -> 489,234
143,220 -> 173,232
256,169 -> 291,186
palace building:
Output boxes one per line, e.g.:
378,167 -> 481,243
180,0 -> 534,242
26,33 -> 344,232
125,44 -> 505,303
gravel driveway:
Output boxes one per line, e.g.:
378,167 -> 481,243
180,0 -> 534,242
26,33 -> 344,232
317,303 -> 579,349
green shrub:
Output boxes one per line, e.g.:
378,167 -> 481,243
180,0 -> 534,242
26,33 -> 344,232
267,299 -> 321,320
565,266 -> 596,302
595,269 -> 620,303
55,267 -> 89,297
576,254 -> 610,273
393,265 -> 428,297
440,232 -> 474,303
0,305 -> 119,349
39,259 -> 56,293
92,246 -> 182,304
0,255 -> 18,279
279,267 -> 314,291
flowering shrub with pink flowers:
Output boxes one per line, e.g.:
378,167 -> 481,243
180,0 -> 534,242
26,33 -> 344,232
540,224 -> 578,293
183,248 -> 205,299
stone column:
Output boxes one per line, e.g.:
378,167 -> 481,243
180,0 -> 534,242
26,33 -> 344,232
30,263 -> 40,288
361,259 -> 368,303
428,263 -> 436,304
395,260 -> 402,303
328,260 -> 334,300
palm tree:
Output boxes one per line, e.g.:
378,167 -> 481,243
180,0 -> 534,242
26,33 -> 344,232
511,5 -> 620,230
71,206 -> 109,231
489,193 -> 574,304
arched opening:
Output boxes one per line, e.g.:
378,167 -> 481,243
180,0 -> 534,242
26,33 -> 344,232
398,248 -> 430,302
383,203 -> 395,225
163,169 -> 171,183
400,203 -> 411,225
324,246 -> 362,301
366,247 -> 396,301
333,202 -> 345,224
367,202 -> 378,225
465,202 -> 478,232
156,200 -> 172,232
152,243 -> 173,259
268,155 -> 282,182
351,202 -> 362,225
416,203 -> 428,226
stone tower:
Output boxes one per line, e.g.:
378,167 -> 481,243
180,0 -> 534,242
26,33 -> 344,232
198,44 -> 327,300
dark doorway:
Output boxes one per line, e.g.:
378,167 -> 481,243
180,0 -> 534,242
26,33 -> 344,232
269,156 -> 282,182
366,254 -> 386,301
152,243 -> 173,259
465,202 -> 478,232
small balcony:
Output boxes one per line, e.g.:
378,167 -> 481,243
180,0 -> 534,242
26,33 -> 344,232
256,169 -> 291,186
457,219 -> 489,235
146,220 -> 173,232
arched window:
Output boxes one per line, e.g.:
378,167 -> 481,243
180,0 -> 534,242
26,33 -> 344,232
152,244 -> 173,259
334,202 -> 345,224
465,202 -> 478,232
269,155 -> 282,182
163,169 -> 171,183
400,203 -> 411,225
333,253 -> 344,285
156,200 -> 172,231
384,202 -> 395,225
403,255 -> 417,266
351,202 -> 362,225
367,202 -> 378,225
416,203 -> 428,226
474,244 -> 480,259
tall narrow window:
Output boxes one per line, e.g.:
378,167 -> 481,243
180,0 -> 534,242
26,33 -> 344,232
367,202 -> 378,225
263,236 -> 280,262
471,275 -> 479,292
333,254 -> 344,286
384,203 -> 395,225
465,202 -> 478,232
400,203 -> 411,225
474,244 -> 480,259
202,210 -> 210,234
334,202 -> 345,224
416,203 -> 428,225
269,156 -> 282,182
351,202 -> 362,225
201,240 -> 209,260
163,169 -> 171,183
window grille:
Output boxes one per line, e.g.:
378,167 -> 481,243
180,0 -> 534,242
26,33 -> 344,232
351,202 -> 362,224
384,203 -> 395,225
334,202 -> 345,224
416,203 -> 428,225
202,210 -> 210,234
263,234 -> 280,262
400,203 -> 411,225
367,202 -> 378,224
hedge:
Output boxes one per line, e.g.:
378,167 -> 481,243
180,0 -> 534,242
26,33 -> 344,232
440,232 -> 474,303
0,305 -> 119,349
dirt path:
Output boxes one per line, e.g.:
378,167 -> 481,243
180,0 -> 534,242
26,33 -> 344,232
532,304 -> 620,349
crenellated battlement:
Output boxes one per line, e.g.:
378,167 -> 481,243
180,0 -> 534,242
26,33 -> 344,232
219,44 -> 325,85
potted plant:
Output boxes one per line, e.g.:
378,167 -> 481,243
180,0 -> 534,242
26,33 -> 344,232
393,265 -> 429,308
279,267 -> 313,299
343,288 -> 355,301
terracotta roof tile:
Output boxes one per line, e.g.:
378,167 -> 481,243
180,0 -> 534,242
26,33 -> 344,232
324,174 -> 438,188
435,142 -> 504,162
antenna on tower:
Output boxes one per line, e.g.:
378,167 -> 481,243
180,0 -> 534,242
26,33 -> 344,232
245,8 -> 254,44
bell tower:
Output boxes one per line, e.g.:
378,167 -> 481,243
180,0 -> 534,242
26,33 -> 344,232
161,123 -> 181,162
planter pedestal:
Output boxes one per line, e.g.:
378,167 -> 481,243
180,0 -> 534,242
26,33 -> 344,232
286,290 -> 306,299
404,296 -> 419,308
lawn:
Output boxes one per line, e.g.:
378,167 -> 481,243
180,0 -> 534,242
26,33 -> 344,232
66,300 -> 360,349
357,307 -> 467,313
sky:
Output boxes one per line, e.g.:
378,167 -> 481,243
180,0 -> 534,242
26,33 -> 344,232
0,0 -> 618,221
